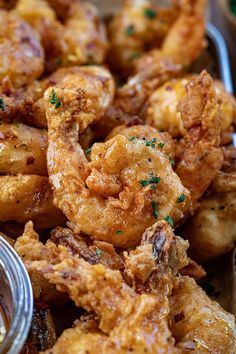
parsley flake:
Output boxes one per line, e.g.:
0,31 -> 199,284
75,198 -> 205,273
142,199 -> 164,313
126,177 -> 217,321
177,194 -> 186,203
125,24 -> 135,36
164,216 -> 174,227
145,138 -> 157,148
151,201 -> 159,219
151,184 -> 156,191
169,157 -> 175,166
49,89 -> 62,108
144,8 -> 156,19
96,249 -> 102,257
85,147 -> 91,154
158,143 -> 165,149
129,136 -> 136,141
116,230 -> 123,235
0,98 -> 5,111
140,176 -> 161,187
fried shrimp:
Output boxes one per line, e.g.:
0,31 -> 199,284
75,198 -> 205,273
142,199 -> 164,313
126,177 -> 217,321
0,175 -> 65,228
135,0 -> 206,73
175,71 -> 224,209
107,0 -> 179,77
169,276 -> 236,353
44,67 -> 189,247
17,221 -> 179,353
0,122 -> 47,175
184,170 -> 236,262
0,10 -> 44,87
143,76 -> 236,139
16,0 -> 107,72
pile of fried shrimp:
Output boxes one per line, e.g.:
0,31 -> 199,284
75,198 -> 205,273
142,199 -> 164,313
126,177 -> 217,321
0,0 -> 236,353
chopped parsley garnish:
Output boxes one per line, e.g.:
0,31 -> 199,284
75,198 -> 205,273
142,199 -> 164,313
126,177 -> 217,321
85,147 -> 91,154
177,194 -> 186,203
49,89 -> 62,108
125,24 -> 135,36
169,157 -> 175,166
164,216 -> 174,227
144,8 -> 156,19
145,138 -> 157,148
151,184 -> 156,191
151,201 -> 159,219
55,57 -> 63,65
139,176 -> 161,187
116,230 -> 123,235
129,136 -> 136,141
158,143 -> 165,149
129,51 -> 141,61
0,98 -> 5,111
96,249 -> 102,257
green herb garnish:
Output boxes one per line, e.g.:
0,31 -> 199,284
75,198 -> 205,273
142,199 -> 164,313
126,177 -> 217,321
151,201 -> 159,219
164,216 -> 174,227
116,230 -> 123,235
125,24 -> 135,36
49,89 -> 62,108
177,194 -> 186,203
96,249 -> 102,257
145,138 -> 157,148
85,147 -> 91,154
158,143 -> 165,149
144,8 -> 156,19
129,136 -> 136,141
169,157 -> 175,166
139,176 -> 161,187
0,98 -> 5,111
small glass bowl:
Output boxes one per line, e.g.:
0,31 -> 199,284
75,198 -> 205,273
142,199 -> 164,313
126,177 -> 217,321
0,236 -> 33,354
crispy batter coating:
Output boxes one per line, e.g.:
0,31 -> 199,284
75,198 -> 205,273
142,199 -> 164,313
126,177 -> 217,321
16,0 -> 107,73
169,276 -> 236,353
51,226 -> 124,270
0,122 -> 47,175
184,170 -> 236,262
106,124 -> 175,158
44,67 -> 189,247
135,0 -> 206,73
0,10 -> 44,87
175,71 -> 223,209
107,0 -> 179,77
0,175 -> 66,228
18,221 -> 180,353
143,76 -> 236,138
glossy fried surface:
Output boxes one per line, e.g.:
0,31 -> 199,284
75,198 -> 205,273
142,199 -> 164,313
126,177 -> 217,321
44,67 -> 188,247
0,122 -> 47,175
0,10 -> 44,87
0,175 -> 65,228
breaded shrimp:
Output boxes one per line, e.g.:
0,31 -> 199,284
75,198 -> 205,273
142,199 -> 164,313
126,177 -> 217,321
17,221 -> 179,353
143,76 -> 236,139
107,0 -> 179,77
16,0 -> 107,72
184,170 -> 236,262
0,122 -> 47,175
175,71 -> 224,209
169,276 -> 236,353
44,67 -> 189,247
0,175 -> 66,228
136,0 -> 206,72
0,10 -> 44,87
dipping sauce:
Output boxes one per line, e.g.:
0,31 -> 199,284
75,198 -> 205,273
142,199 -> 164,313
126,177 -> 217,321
0,304 -> 8,345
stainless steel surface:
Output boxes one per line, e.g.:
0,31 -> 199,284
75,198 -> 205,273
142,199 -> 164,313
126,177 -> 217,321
0,237 -> 33,354
206,23 -> 234,94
